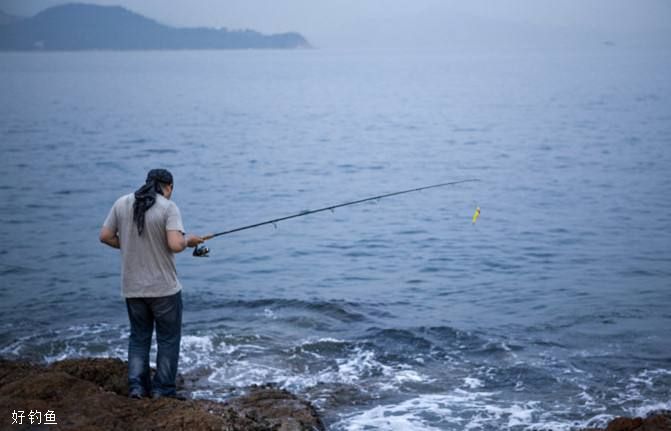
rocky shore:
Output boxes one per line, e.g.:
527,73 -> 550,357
1,357 -> 669,430
583,412 -> 671,431
0,357 -> 324,430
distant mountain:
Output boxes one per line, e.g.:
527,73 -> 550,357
0,10 -> 22,26
0,3 -> 311,50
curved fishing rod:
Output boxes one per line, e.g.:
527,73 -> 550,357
193,178 -> 479,256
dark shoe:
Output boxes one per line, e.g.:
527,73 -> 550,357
129,389 -> 144,399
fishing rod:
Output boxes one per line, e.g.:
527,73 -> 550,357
193,178 -> 480,257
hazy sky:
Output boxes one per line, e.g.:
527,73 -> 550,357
2,0 -> 669,50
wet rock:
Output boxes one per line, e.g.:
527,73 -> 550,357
583,410 -> 671,431
50,357 -> 128,396
227,384 -> 324,431
0,358 -> 325,431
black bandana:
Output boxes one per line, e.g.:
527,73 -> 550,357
133,169 -> 173,235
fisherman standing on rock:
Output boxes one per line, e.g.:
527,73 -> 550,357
99,168 -> 206,399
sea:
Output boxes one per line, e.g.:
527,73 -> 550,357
1,48 -> 670,430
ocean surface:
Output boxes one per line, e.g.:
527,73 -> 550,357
1,48 -> 670,430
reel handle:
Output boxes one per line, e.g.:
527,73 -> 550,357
192,233 -> 214,257
193,244 -> 210,257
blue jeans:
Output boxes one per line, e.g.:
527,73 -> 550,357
125,291 -> 182,397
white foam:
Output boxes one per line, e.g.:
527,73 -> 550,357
180,335 -> 216,368
329,347 -> 432,389
481,403 -> 537,428
336,348 -> 391,384
615,368 -> 671,411
0,338 -> 25,356
235,343 -> 267,351
0,323 -> 129,363
631,401 -> 671,418
581,413 -> 618,429
332,390 -> 603,431
208,360 -> 285,387
190,389 -> 216,400
335,396 -> 448,431
395,369 -> 426,384
335,386 -> 668,431
463,377 -> 484,389
201,342 -> 433,399
179,334 -> 267,373
182,335 -> 214,351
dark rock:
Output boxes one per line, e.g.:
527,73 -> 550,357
0,357 -> 325,431
50,357 -> 128,396
583,410 -> 671,431
227,384 -> 325,431
605,417 -> 645,431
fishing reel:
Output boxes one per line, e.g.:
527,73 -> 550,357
193,244 -> 210,257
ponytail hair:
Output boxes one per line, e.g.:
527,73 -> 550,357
133,169 -> 173,235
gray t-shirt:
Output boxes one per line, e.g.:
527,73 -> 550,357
103,193 -> 185,298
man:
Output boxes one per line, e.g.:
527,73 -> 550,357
99,168 -> 205,399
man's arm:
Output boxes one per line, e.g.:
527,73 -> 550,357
167,230 -> 204,253
99,227 -> 120,249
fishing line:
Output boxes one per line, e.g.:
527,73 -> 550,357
193,178 -> 480,257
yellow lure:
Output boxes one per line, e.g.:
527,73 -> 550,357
472,207 -> 480,224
